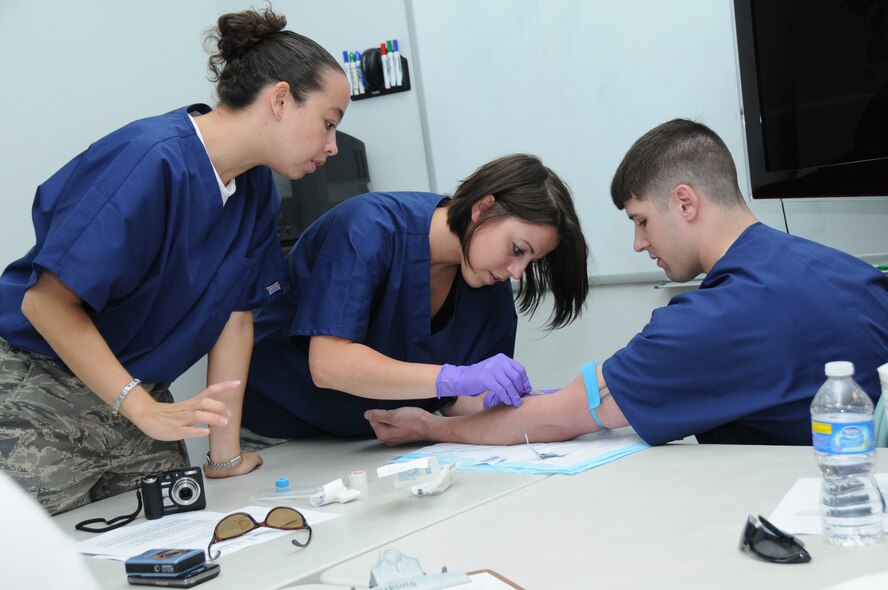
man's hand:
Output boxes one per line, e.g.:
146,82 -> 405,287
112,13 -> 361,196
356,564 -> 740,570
365,407 -> 437,446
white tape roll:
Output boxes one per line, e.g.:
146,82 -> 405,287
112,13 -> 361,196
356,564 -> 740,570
347,470 -> 368,489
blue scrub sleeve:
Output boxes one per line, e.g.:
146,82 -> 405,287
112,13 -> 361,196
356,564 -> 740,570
285,204 -> 391,342
602,286 -> 790,445
31,153 -> 168,312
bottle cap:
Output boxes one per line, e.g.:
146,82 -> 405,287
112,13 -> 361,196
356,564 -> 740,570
275,477 -> 290,492
878,362 -> 888,385
824,361 -> 854,377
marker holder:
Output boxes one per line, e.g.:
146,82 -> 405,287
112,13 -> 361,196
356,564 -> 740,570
352,48 -> 411,101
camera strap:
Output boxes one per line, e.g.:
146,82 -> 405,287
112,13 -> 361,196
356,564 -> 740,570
74,489 -> 143,533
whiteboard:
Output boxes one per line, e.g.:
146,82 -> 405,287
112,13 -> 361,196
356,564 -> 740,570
407,0 -> 747,281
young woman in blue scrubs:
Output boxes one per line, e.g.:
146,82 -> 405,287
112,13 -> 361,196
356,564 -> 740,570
242,154 -> 589,441
0,7 -> 350,515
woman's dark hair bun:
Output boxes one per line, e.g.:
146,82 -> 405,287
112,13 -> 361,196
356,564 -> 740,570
205,5 -> 343,108
213,7 -> 287,63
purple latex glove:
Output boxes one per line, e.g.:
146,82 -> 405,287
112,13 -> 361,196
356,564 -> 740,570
436,353 -> 532,408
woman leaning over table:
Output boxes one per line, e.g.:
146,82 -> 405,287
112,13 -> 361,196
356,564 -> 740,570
241,154 -> 589,444
0,6 -> 350,515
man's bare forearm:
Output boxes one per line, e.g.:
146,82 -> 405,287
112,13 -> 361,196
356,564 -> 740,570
366,369 -> 629,447
425,375 -> 602,445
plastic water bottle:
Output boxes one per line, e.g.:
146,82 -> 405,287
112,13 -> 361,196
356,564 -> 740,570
811,361 -> 883,546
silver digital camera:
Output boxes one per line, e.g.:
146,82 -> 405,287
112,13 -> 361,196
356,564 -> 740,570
140,467 -> 206,520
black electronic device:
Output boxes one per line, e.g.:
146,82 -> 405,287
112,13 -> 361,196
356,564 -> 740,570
127,563 -> 221,587
124,549 -> 205,576
275,130 -> 370,248
734,0 -> 888,199
140,467 -> 206,520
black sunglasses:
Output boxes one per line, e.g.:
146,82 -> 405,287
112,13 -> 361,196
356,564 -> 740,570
739,514 -> 811,564
207,506 -> 312,560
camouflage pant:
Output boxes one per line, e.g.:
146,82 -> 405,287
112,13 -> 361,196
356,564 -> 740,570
239,426 -> 293,453
0,338 -> 188,515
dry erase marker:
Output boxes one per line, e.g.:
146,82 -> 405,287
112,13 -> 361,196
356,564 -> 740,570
380,42 -> 391,89
342,50 -> 354,95
354,51 -> 366,94
391,39 -> 403,86
386,40 -> 396,87
348,52 -> 362,96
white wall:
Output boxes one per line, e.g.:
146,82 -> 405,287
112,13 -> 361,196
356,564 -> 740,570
407,0 -> 748,281
0,1 -> 217,262
515,283 -> 687,388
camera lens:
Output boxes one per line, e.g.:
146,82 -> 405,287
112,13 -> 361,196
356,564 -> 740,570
171,477 -> 202,506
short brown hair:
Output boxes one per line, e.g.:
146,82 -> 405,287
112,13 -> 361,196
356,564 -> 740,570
610,119 -> 744,210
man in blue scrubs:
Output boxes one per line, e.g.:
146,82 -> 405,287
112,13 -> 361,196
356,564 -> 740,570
365,119 -> 888,447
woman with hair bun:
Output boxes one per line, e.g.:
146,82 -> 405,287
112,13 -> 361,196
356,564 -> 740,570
0,6 -> 349,515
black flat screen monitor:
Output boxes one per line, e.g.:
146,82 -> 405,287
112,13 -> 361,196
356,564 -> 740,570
734,0 -> 888,198
274,130 -> 370,246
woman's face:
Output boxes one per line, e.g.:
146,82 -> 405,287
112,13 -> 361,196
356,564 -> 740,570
460,202 -> 560,288
273,70 -> 351,180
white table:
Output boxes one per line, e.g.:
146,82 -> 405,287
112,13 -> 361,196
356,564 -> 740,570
53,437 -> 544,590
318,444 -> 888,590
56,440 -> 888,589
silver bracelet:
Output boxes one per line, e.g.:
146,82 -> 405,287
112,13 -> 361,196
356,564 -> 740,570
110,378 -> 141,416
205,451 -> 244,471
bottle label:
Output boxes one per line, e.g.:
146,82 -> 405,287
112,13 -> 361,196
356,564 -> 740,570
811,419 -> 875,454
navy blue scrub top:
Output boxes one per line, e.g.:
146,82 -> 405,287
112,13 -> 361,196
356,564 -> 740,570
0,104 -> 288,383
603,223 -> 888,445
243,192 -> 518,438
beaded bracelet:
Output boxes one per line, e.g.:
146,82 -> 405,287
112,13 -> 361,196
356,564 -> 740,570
110,378 -> 141,416
205,451 -> 244,471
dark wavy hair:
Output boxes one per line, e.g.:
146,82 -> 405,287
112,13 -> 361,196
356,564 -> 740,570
446,154 -> 589,329
204,6 -> 343,108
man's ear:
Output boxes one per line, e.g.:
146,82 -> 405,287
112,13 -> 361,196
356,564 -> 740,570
470,194 -> 496,223
270,82 -> 291,120
672,184 -> 700,221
